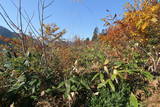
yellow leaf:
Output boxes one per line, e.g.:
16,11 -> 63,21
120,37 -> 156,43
101,18 -> 106,22
141,22 -> 148,30
104,59 -> 109,65
136,19 -> 143,29
151,5 -> 159,12
124,12 -> 128,16
104,58 -> 109,73
151,17 -> 158,23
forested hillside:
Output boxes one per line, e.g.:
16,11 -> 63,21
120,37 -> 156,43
0,26 -> 16,44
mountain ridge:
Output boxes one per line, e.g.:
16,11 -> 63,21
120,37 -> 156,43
0,26 -> 16,44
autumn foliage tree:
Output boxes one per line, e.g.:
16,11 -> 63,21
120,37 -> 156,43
100,0 -> 160,48
123,0 -> 160,44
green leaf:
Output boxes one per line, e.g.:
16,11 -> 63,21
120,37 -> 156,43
69,77 -> 79,84
64,80 -> 71,98
91,73 -> 99,81
97,81 -> 107,89
30,96 -> 37,100
45,88 -> 53,93
114,61 -> 123,68
80,79 -> 90,89
8,82 -> 25,93
140,71 -> 153,81
4,62 -> 12,70
108,80 -> 115,92
17,75 -> 26,82
32,86 -> 36,94
57,81 -> 65,88
129,92 -> 138,107
71,85 -> 77,91
29,79 -> 37,86
100,73 -> 105,82
111,73 -> 117,81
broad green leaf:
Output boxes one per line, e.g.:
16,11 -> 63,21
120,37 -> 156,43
4,62 -> 12,70
91,73 -> 99,81
8,82 -> 25,93
71,85 -> 77,91
129,92 -> 138,107
100,73 -> 105,82
30,96 -> 37,100
108,80 -> 115,91
57,81 -> 65,88
29,79 -> 37,86
80,79 -> 90,89
32,86 -> 36,94
97,81 -> 107,89
111,73 -> 117,81
69,77 -> 79,84
64,80 -> 71,98
141,71 -> 153,80
45,88 -> 53,93
17,75 -> 26,82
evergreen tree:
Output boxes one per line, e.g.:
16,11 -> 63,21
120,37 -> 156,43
101,29 -> 107,35
92,27 -> 99,41
86,37 -> 90,41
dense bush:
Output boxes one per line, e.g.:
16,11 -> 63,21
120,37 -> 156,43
0,38 -> 156,107
88,82 -> 131,107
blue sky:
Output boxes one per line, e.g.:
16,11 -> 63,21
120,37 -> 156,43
0,0 -> 130,40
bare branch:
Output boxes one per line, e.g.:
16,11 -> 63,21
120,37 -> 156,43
0,12 -> 16,32
0,3 -> 20,32
51,30 -> 66,42
9,0 -> 40,36
44,0 -> 54,9
24,10 -> 40,36
24,13 -> 34,33
19,0 -> 23,31
38,0 -> 44,37
43,14 -> 52,21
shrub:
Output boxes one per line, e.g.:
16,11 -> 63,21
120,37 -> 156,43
88,82 -> 131,107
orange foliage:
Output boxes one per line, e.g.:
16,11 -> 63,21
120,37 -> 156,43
100,23 -> 130,48
100,0 -> 160,47
0,35 -> 22,45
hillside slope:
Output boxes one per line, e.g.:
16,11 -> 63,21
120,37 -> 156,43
0,26 -> 16,44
